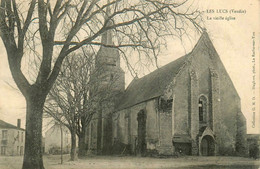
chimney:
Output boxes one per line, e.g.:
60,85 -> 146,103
17,119 -> 21,128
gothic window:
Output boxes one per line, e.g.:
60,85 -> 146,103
199,100 -> 203,122
199,95 -> 207,123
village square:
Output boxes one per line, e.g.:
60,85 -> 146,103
0,0 -> 259,169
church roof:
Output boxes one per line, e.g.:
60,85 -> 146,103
116,31 -> 211,111
116,53 -> 190,111
0,119 -> 25,131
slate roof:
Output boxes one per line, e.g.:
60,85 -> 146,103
0,119 -> 25,131
116,54 -> 190,111
115,31 -> 210,111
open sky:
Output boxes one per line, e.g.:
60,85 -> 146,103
0,0 -> 259,134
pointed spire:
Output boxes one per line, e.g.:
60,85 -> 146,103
101,0 -> 113,45
105,0 -> 111,19
96,0 -> 121,68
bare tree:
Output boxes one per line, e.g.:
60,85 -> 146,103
0,0 -> 202,168
45,52 -> 99,160
44,54 -> 85,161
45,51 -> 120,159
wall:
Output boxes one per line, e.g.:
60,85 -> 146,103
146,100 -> 160,152
236,111 -> 248,156
170,34 -> 245,156
173,66 -> 190,136
187,35 -> 244,155
0,128 -> 25,156
157,108 -> 172,155
87,118 -> 98,153
113,99 -> 163,154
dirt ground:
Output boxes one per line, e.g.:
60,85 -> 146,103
0,155 -> 259,169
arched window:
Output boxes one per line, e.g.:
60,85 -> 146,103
199,95 -> 207,123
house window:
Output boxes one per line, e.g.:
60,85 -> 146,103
20,146 -> 23,155
199,96 -> 207,123
17,131 -> 20,142
21,132 -> 23,142
2,130 -> 7,140
1,146 -> 6,155
17,146 -> 19,154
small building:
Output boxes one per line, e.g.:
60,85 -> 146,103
45,122 -> 71,154
0,119 -> 25,156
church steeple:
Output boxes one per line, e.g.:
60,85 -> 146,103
88,2 -> 125,155
90,0 -> 125,96
96,2 -> 121,68
101,2 -> 113,46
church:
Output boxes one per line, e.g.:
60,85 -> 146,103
86,29 -> 248,157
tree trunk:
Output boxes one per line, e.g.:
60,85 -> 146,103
22,94 -> 46,169
70,130 -> 77,161
78,132 -> 87,158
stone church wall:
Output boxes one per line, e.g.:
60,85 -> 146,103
112,102 -> 145,154
113,99 -> 166,155
189,38 -> 245,155
236,111 -> 248,156
145,100 -> 160,153
157,109 -> 172,155
173,66 -> 190,136
168,36 -> 247,156
209,50 -> 240,155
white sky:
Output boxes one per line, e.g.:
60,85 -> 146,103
0,0 -> 259,134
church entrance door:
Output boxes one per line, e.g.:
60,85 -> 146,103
137,110 -> 147,156
201,135 -> 215,156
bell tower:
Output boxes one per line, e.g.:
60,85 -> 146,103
94,3 -> 125,94
94,27 -> 125,93
88,7 -> 125,154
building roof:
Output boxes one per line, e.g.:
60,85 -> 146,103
115,31 -> 211,111
116,53 -> 190,111
0,119 -> 25,131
